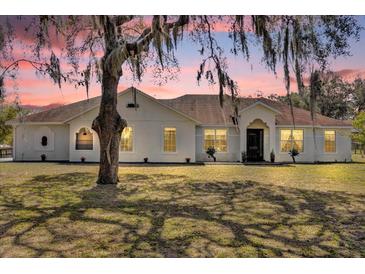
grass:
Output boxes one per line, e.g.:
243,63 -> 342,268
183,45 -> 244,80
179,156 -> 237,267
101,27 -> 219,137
0,161 -> 364,257
352,152 -> 365,163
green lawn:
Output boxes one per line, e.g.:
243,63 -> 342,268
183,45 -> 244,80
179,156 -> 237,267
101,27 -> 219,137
352,152 -> 365,163
0,162 -> 364,257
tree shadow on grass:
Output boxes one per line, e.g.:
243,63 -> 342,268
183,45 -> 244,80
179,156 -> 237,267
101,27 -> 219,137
28,173 -> 96,185
0,172 -> 364,257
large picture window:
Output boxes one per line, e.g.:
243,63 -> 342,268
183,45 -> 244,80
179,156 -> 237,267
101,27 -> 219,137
204,129 -> 227,152
75,128 -> 93,150
280,129 -> 304,152
324,130 -> 336,153
164,127 -> 176,152
120,127 -> 133,152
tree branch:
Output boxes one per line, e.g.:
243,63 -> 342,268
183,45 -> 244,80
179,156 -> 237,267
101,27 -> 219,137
114,16 -> 135,26
104,15 -> 189,77
0,59 -> 47,79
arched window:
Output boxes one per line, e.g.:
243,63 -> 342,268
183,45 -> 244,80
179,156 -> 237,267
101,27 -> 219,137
76,127 -> 93,150
120,127 -> 133,152
41,136 -> 48,146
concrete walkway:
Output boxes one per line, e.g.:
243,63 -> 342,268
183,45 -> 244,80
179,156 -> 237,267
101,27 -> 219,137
0,158 -> 13,162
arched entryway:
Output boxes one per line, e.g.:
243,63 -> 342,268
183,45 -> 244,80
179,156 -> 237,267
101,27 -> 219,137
246,119 -> 269,161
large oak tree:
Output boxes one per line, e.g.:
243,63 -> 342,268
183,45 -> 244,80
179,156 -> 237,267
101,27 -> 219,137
0,16 -> 361,184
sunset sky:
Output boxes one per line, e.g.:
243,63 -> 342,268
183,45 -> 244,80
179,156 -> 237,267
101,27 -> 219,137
3,15 -> 365,107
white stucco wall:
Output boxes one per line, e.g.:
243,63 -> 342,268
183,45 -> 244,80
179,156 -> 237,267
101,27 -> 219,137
13,124 -> 69,161
195,126 -> 240,162
68,90 -> 196,162
315,128 -> 352,162
11,91 -> 353,164
275,127 -> 352,163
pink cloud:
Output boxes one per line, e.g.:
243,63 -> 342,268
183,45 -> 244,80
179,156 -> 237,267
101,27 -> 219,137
333,69 -> 365,81
2,15 -> 364,107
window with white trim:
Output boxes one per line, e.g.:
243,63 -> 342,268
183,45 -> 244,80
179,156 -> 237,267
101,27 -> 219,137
280,129 -> 304,152
164,127 -> 176,152
324,130 -> 336,153
120,127 -> 133,152
204,129 -> 227,152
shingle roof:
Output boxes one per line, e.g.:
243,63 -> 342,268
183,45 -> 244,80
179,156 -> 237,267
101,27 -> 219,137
15,93 -> 102,123
10,88 -> 352,127
160,94 -> 352,127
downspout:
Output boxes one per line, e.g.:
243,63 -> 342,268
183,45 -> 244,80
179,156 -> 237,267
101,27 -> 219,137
231,100 -> 241,161
310,100 -> 318,163
12,125 -> 16,161
312,123 -> 317,163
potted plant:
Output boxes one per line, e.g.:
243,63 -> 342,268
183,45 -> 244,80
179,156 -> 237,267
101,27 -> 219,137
185,157 -> 191,163
289,148 -> 299,163
81,156 -> 86,163
206,147 -> 216,162
241,151 -> 247,163
270,150 -> 275,163
41,154 -> 46,162
144,157 -> 148,163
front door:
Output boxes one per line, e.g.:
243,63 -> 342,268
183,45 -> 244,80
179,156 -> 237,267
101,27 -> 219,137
246,129 -> 264,161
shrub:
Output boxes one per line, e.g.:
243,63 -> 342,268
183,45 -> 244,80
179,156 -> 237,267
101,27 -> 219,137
289,148 -> 299,163
270,150 -> 275,163
206,147 -> 216,162
40,154 -> 46,162
241,151 -> 247,163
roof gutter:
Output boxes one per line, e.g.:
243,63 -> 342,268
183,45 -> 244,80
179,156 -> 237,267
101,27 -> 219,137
5,121 -> 64,126
276,125 -> 353,129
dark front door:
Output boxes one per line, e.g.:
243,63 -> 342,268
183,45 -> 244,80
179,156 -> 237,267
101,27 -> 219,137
247,129 -> 264,161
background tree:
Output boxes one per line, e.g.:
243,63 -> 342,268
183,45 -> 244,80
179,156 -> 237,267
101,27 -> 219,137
0,16 -> 361,184
0,98 -> 25,145
316,72 -> 353,119
0,105 -> 18,144
269,71 -> 358,120
351,77 -> 365,114
268,91 -> 311,110
352,112 -> 365,156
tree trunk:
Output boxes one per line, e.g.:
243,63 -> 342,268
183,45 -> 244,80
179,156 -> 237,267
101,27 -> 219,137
92,71 -> 126,184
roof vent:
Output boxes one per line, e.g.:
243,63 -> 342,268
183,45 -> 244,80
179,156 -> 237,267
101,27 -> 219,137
127,87 -> 139,108
126,103 -> 139,108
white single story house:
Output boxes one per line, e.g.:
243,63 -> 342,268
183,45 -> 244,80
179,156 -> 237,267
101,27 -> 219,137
7,87 -> 353,163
